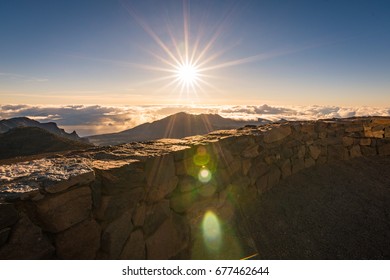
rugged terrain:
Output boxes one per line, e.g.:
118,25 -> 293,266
0,127 -> 92,160
87,112 -> 270,146
0,117 -> 84,142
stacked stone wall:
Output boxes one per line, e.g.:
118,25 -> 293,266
1,117 -> 390,259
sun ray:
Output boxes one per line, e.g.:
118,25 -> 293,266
196,40 -> 242,69
191,25 -> 224,67
155,77 -> 182,93
121,2 -> 182,66
190,2 -> 238,67
145,50 -> 179,69
135,74 -> 179,88
183,0 -> 190,64
118,0 -> 330,103
166,23 -> 185,64
189,27 -> 203,65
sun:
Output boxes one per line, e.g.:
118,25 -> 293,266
175,63 -> 199,87
120,1 -> 297,102
125,1 -> 267,101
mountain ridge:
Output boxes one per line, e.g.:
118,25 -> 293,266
0,126 -> 93,160
87,112 -> 270,145
0,116 -> 85,142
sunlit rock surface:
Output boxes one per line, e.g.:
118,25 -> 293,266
1,117 -> 390,259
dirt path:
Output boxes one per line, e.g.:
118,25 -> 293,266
244,156 -> 390,259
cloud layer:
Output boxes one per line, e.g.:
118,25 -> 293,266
1,104 -> 389,136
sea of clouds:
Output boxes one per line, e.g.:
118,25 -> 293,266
1,104 -> 389,137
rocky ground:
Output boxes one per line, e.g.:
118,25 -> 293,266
244,156 -> 390,259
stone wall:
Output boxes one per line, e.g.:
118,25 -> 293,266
1,117 -> 390,259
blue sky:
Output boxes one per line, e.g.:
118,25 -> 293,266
1,0 -> 389,106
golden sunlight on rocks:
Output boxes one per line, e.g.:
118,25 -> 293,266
1,117 -> 390,259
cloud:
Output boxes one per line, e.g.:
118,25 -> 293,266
0,104 -> 389,136
220,104 -> 295,115
0,72 -> 48,82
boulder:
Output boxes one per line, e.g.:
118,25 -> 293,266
263,126 -> 292,143
318,131 -> 327,139
144,200 -> 171,236
309,145 -> 321,160
291,158 -> 305,174
55,219 -> 101,259
267,166 -> 281,189
364,126 -> 384,138
132,203 -> 146,227
228,136 -> 255,155
213,167 -> 233,187
241,159 -> 252,176
378,144 -> 390,156
146,214 -> 189,259
95,161 -> 145,195
0,214 -> 54,259
175,157 -> 197,176
0,203 -> 18,229
350,145 -> 362,158
248,161 -> 270,185
94,187 -> 144,222
101,210 -> 134,259
170,190 -> 198,213
304,157 -> 316,168
385,127 -> 390,138
281,146 -> 294,158
34,186 -> 92,232
360,138 -> 371,146
255,174 -> 268,194
342,137 -> 354,147
120,229 -> 145,260
345,125 -> 363,133
147,176 -> 178,202
372,125 -> 385,132
280,159 -> 292,178
145,154 -> 176,188
295,145 -> 306,158
241,143 -> 259,158
177,175 -> 200,193
327,145 -> 349,161
301,124 -> 315,133
361,146 -> 377,156
0,228 -> 11,247
44,170 -> 95,193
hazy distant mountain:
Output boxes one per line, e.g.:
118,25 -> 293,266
0,127 -> 92,160
88,112 -> 270,146
0,117 -> 85,142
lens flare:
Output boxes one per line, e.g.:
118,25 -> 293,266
198,167 -> 212,183
202,211 -> 222,251
193,146 -> 211,167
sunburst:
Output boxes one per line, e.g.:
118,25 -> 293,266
175,62 -> 200,88
121,0 -> 318,103
121,1 -> 233,101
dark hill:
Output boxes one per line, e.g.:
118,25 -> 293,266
88,112 -> 270,145
0,117 -> 85,142
0,127 -> 92,160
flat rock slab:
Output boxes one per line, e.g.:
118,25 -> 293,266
0,158 -> 93,196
